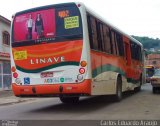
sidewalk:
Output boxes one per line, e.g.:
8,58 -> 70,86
0,90 -> 14,97
0,90 -> 34,106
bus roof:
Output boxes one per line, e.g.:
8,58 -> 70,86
83,3 -> 143,47
14,2 -> 76,16
13,2 -> 143,48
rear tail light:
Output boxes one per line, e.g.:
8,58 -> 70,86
80,61 -> 87,67
79,68 -> 85,74
11,66 -> 16,72
13,72 -> 18,78
151,78 -> 157,81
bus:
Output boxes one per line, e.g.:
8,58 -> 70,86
11,2 -> 144,103
145,65 -> 155,83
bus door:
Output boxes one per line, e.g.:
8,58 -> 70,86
123,37 -> 132,79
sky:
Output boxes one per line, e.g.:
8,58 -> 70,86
0,0 -> 160,39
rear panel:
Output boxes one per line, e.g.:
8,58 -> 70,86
11,3 -> 91,96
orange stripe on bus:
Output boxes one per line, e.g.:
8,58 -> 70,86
12,46 -> 82,58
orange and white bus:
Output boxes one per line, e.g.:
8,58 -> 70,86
11,2 -> 144,103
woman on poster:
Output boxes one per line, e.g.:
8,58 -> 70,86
35,13 -> 44,38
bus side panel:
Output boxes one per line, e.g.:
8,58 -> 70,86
132,60 -> 143,80
91,71 -> 117,95
90,50 -> 127,95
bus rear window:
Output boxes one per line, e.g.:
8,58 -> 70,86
13,5 -> 82,44
13,9 -> 56,42
55,6 -> 82,37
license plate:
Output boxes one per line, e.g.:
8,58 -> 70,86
41,72 -> 53,78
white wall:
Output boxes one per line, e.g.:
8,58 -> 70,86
0,20 -> 10,54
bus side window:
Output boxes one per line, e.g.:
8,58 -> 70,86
130,41 -> 135,60
131,42 -> 141,61
96,20 -> 103,51
90,17 -> 98,50
114,32 -> 119,56
87,15 -> 93,49
131,41 -> 141,61
139,46 -> 142,61
111,30 -> 117,55
136,44 -> 139,60
96,21 -> 103,51
100,24 -> 105,52
100,23 -> 104,52
137,45 -> 142,61
135,44 -> 138,60
116,32 -> 124,56
103,25 -> 112,54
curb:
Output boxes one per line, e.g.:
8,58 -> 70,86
0,96 -> 35,106
0,99 -> 26,106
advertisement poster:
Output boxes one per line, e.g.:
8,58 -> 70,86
14,9 -> 56,42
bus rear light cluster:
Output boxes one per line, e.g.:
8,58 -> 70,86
79,68 -> 85,74
77,74 -> 83,81
76,60 -> 87,82
13,72 -> 18,78
11,66 -> 16,72
12,66 -> 19,78
80,61 -> 87,67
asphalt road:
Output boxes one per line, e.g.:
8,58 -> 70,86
0,83 -> 159,125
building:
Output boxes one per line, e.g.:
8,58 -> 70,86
146,54 -> 160,68
0,15 -> 11,90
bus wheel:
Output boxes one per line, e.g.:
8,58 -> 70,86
114,76 -> 122,102
153,87 -> 157,94
135,76 -> 142,92
59,96 -> 79,104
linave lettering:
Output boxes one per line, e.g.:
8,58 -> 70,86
30,56 -> 65,65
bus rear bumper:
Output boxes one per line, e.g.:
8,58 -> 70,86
12,79 -> 91,97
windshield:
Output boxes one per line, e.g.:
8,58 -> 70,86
12,4 -> 83,47
146,68 -> 154,77
154,69 -> 160,76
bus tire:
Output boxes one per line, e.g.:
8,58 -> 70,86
135,75 -> 142,92
153,87 -> 157,94
59,96 -> 79,104
114,76 -> 122,102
